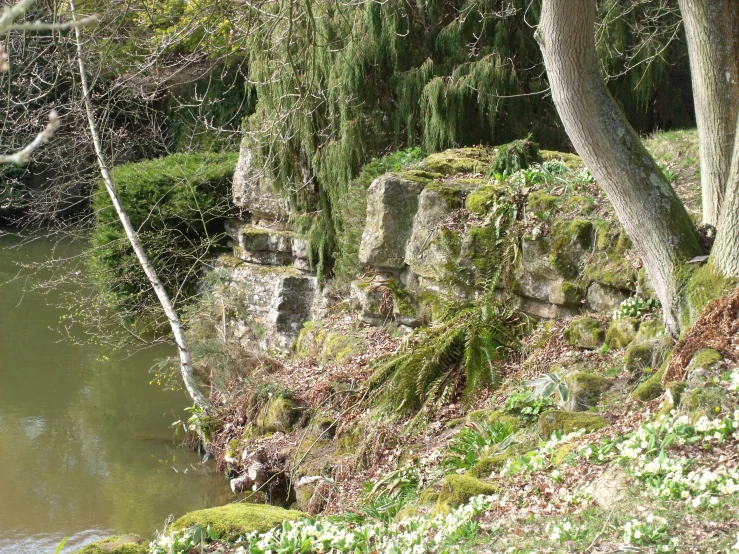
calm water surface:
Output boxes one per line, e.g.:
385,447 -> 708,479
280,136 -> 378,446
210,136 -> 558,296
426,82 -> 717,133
0,233 -> 232,553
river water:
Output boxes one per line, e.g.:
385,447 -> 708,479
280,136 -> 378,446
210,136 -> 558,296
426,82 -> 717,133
0,233 -> 232,553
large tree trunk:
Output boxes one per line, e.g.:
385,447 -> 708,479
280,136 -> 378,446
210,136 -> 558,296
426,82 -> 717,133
70,0 -> 212,410
678,0 -> 739,226
537,0 -> 703,338
714,114 -> 739,277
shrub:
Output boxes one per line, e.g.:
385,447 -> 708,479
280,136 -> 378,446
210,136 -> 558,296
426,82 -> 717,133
89,151 -> 237,318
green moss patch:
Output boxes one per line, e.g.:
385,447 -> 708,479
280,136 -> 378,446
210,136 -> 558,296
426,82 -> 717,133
318,332 -> 362,365
538,410 -> 607,437
74,536 -> 147,554
624,339 -> 671,374
171,503 -> 307,540
564,316 -> 605,350
565,373 -> 611,411
465,184 -> 502,216
420,148 -> 491,175
436,474 -> 498,510
548,220 -> 594,279
632,366 -> 666,402
605,318 -> 640,349
257,396 -> 302,433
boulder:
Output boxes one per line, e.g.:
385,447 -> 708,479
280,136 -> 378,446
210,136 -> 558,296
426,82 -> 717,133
256,396 -> 302,433
586,283 -> 629,313
171,503 -> 306,541
624,338 -> 672,374
605,317 -> 640,349
359,174 -> 425,269
632,366 -> 666,402
538,410 -> 608,437
564,372 -> 611,412
436,474 -> 497,511
404,182 -> 469,280
563,316 -> 605,350
350,276 -> 393,324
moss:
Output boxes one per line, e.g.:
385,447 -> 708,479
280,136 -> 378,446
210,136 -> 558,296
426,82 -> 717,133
540,150 -> 583,169
565,373 -> 611,411
420,150 -> 488,175
397,169 -> 444,183
605,318 -> 640,349
257,396 -> 301,433
584,255 -> 637,290
387,280 -> 417,318
465,184 -> 501,216
319,332 -> 361,365
74,536 -> 147,554
552,443 -> 575,466
526,190 -> 558,214
436,474 -> 498,511
632,366 -> 666,402
624,339 -> 671,374
538,410 -> 608,437
682,386 -> 730,417
294,321 -> 323,360
466,437 -> 537,478
423,181 -> 469,208
679,263 -> 737,331
550,281 -> 583,306
466,409 -> 519,429
690,348 -> 723,370
171,503 -> 307,540
566,195 -> 595,214
633,320 -> 666,344
224,438 -> 241,461
563,316 -> 605,350
418,488 -> 440,505
336,423 -> 362,455
548,220 -> 594,279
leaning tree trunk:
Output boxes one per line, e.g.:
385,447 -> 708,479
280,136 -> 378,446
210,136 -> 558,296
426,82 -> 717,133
714,114 -> 739,277
536,0 -> 703,338
678,0 -> 739,226
70,0 -> 211,410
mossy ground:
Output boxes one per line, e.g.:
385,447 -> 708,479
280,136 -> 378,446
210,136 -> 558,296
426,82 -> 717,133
171,504 -> 307,540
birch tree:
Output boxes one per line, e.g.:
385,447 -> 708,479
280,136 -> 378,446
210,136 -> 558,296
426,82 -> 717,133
69,0 -> 212,410
536,0 -> 739,338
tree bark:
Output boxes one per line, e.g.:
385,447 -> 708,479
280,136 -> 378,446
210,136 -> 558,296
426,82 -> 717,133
70,0 -> 211,410
678,0 -> 739,226
537,0 -> 703,337
714,114 -> 739,277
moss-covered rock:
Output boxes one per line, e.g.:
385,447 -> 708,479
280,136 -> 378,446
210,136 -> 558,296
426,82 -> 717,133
294,321 -> 323,360
74,536 -> 147,554
564,316 -> 605,350
538,410 -> 608,437
564,372 -> 611,412
632,366 -> 666,402
549,281 -> 584,306
420,148 -> 491,176
632,319 -> 666,344
466,409 -> 520,429
624,338 -> 672,374
689,348 -> 724,371
605,318 -> 640,349
318,332 -> 361,365
551,443 -> 575,466
257,396 -> 302,433
681,385 -> 732,419
548,220 -> 594,279
526,190 -> 558,215
171,503 -> 307,540
436,474 -> 498,511
465,184 -> 502,216
466,437 -> 537,479
541,150 -> 583,169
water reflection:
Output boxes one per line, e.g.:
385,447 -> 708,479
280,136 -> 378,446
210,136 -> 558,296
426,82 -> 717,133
0,234 -> 232,554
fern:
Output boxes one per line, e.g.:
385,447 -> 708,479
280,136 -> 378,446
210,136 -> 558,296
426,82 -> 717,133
370,198 -> 526,418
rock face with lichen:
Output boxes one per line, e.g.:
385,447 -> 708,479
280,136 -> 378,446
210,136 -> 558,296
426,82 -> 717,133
352,145 -> 649,325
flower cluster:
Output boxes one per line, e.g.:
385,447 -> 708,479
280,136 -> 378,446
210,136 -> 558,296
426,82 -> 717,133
612,296 -> 657,320
546,519 -> 588,543
622,515 -> 672,550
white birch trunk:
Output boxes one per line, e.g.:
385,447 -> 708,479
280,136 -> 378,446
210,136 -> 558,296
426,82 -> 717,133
70,0 -> 211,410
537,0 -> 703,337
